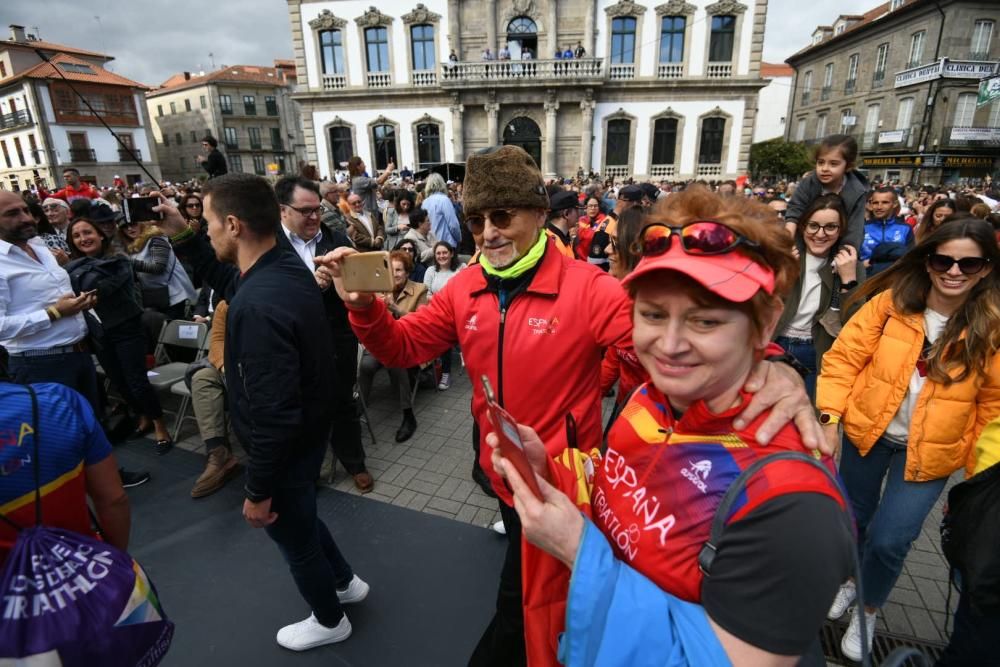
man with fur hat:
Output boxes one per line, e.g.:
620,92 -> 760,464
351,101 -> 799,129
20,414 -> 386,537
317,146 -> 821,666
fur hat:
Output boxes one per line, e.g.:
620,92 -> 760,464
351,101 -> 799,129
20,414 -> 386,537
463,145 -> 548,214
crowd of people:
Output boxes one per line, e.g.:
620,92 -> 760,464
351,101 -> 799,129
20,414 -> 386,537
1,132 -> 999,665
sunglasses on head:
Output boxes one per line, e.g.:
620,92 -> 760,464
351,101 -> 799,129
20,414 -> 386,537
465,209 -> 518,234
635,221 -> 760,258
927,254 -> 989,275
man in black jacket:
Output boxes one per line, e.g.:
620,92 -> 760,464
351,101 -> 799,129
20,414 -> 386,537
274,176 -> 373,493
157,174 -> 368,651
196,136 -> 228,179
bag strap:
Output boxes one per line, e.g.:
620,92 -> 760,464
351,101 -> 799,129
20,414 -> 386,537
0,385 -> 42,533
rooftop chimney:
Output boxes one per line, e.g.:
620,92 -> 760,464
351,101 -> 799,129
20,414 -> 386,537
183,71 -> 191,80
9,25 -> 27,43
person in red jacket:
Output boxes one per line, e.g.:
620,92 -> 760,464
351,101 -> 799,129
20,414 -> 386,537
317,146 -> 824,667
49,167 -> 99,204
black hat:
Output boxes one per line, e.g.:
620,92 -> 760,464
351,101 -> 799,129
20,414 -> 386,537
618,184 -> 643,202
639,183 -> 660,201
86,202 -> 120,225
549,190 -> 579,212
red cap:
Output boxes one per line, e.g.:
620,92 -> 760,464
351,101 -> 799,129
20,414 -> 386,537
621,242 -> 775,302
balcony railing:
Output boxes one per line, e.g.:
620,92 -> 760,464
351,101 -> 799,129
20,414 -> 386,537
608,63 -> 635,80
412,70 -> 437,86
872,72 -> 886,88
860,131 -> 880,149
706,63 -> 732,78
117,148 -> 142,161
266,102 -> 278,116
605,165 -> 631,180
322,74 -> 347,90
649,164 -> 676,178
69,148 -> 96,162
0,109 -> 31,130
876,128 -> 913,147
249,140 -> 262,149
440,58 -> 605,85
943,125 -> 1000,148
844,79 -> 856,94
271,139 -> 284,151
697,164 -> 723,177
225,141 -> 239,150
657,63 -> 683,79
367,72 -> 392,88
821,86 -> 831,101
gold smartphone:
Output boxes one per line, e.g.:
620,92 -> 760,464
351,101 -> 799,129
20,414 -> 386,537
341,251 -> 395,292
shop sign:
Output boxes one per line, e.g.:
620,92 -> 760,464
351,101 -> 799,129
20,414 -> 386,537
895,58 -> 999,88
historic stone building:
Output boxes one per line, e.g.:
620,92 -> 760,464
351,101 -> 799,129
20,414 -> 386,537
286,0 -> 768,181
785,0 -> 999,184
145,61 -> 307,183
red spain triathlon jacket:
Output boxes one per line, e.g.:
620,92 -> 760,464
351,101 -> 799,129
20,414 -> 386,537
348,240 -> 634,504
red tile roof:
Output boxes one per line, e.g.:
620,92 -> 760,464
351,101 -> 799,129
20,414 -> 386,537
0,37 -> 109,60
761,62 -> 794,78
787,0 -> 901,61
147,64 -> 290,97
4,52 -> 147,89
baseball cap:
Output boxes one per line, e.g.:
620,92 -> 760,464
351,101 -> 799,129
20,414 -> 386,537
621,236 -> 775,303
618,185 -> 643,202
549,190 -> 579,212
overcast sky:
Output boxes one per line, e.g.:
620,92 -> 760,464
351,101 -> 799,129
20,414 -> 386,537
5,0 -> 876,84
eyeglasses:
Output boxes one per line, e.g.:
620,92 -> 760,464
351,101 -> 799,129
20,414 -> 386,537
636,221 -> 760,258
185,202 -> 202,209
927,254 -> 989,275
465,208 -> 518,234
609,235 -> 619,253
804,222 -> 840,235
349,199 -> 364,207
284,204 -> 323,218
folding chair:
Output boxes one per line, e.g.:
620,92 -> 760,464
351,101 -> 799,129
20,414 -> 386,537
147,320 -> 209,438
355,346 -> 377,445
167,333 -> 211,442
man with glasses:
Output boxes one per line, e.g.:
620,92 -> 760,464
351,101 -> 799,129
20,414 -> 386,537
275,176 -> 374,493
196,136 -> 228,180
316,145 -> 821,667
345,193 -> 384,251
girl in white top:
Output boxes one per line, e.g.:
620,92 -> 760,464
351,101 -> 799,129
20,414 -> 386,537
423,242 -> 462,389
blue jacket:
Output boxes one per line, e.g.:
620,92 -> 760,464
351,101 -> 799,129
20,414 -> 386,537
558,519 -> 731,667
860,216 -> 914,261
421,192 -> 462,248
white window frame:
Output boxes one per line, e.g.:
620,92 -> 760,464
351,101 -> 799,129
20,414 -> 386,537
875,44 -> 889,76
823,63 -> 834,87
847,53 -> 859,81
990,98 -> 1000,127
953,93 -> 977,127
896,98 -> 914,129
972,20 -> 994,55
815,113 -> 828,139
795,118 -> 806,141
909,31 -> 925,65
865,104 -> 881,135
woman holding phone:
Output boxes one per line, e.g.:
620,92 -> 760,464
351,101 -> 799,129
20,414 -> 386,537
491,187 -> 854,666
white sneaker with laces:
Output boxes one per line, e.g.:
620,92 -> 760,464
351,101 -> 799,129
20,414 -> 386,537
276,613 -> 351,651
841,607 -> 876,663
827,580 -> 857,620
438,373 -> 451,390
336,574 -> 370,604
491,519 -> 506,535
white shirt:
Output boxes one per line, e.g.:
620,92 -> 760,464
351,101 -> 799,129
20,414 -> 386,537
355,211 -> 375,238
783,254 -> 825,339
281,224 -> 323,272
883,309 -> 949,444
0,236 -> 87,352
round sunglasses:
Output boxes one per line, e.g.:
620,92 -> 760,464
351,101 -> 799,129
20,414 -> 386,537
927,253 -> 989,275
465,209 -> 518,234
636,221 -> 760,257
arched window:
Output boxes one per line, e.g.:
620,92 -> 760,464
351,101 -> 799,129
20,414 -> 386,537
606,118 -> 631,166
503,116 -> 542,169
611,17 -> 637,64
651,118 -> 678,165
507,17 -> 537,34
329,126 -> 353,170
416,123 -> 441,167
699,117 -> 725,164
365,27 -> 390,72
319,29 -> 345,74
372,123 -> 397,170
506,17 -> 538,56
411,24 -> 435,71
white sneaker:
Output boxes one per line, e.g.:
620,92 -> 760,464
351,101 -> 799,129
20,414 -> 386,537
437,373 -> 451,390
841,607 -> 876,663
336,574 -> 369,604
827,580 -> 856,620
276,613 -> 351,650
490,519 -> 506,535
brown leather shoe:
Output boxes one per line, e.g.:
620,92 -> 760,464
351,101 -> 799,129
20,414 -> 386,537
191,447 -> 240,498
353,471 -> 374,494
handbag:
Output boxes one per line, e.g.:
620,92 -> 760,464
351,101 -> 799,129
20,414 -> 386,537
0,386 -> 174,665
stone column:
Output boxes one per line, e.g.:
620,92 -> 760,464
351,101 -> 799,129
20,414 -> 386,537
486,0 -> 497,54
584,0 -> 596,56
547,0 -> 559,58
450,94 -> 465,162
485,100 -> 500,146
544,92 -> 559,178
579,94 -> 596,173
448,0 -> 462,56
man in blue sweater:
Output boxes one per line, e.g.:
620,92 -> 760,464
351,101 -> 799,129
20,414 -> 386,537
861,186 -> 914,275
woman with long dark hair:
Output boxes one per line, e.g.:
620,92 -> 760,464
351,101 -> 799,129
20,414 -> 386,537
384,189 -> 413,250
818,217 -> 1000,661
423,241 -> 462,390
64,218 -> 174,454
347,155 -> 394,214
916,197 -> 957,242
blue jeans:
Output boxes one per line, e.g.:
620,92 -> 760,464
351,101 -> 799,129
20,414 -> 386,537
264,445 -> 355,627
839,436 -> 947,608
775,335 -> 817,402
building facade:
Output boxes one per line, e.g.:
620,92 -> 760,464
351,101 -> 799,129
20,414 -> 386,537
753,62 -> 792,141
145,62 -> 307,183
287,0 -> 768,181
0,24 -> 161,191
784,0 -> 999,184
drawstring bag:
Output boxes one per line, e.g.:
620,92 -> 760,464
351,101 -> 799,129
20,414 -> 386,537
0,386 -> 174,666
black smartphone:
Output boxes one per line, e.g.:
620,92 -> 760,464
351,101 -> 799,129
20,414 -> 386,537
122,196 -> 163,224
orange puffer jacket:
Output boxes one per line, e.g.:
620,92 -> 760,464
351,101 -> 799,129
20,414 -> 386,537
817,290 -> 1000,481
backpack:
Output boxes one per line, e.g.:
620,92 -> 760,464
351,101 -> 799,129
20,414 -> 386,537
940,462 -> 1000,615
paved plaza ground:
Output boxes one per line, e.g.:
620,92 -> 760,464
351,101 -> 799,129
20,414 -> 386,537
160,358 -> 956,657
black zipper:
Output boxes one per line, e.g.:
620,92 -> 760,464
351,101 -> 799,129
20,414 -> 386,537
496,291 -> 508,407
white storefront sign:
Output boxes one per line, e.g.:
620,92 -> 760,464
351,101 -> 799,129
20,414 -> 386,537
878,130 -> 907,143
895,58 -> 999,88
949,127 -> 1000,142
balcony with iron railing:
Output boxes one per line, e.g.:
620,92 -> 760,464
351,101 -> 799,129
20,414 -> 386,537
117,147 -> 142,161
942,125 -> 1000,148
271,138 -> 284,151
872,72 -> 886,88
440,58 -> 605,87
69,148 -> 96,162
844,79 -> 856,94
0,109 -> 31,130
860,131 -> 880,149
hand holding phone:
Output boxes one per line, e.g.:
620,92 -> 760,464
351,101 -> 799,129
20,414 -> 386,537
482,376 -> 543,500
341,251 -> 395,293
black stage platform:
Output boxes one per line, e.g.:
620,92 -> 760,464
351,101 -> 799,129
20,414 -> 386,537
114,442 -> 505,666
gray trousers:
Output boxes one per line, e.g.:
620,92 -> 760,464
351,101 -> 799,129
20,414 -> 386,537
191,365 -> 227,444
358,350 -> 412,411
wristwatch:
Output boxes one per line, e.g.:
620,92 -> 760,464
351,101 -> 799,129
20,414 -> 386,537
819,412 -> 841,425
840,279 -> 859,291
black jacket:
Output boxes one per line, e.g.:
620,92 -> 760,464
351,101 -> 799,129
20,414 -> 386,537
202,148 -> 228,179
276,224 -> 354,337
64,255 -> 143,331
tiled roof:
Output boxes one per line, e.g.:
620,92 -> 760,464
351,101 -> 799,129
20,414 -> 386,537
787,0 -> 903,62
3,52 -> 147,89
761,62 -> 794,78
147,64 -> 290,97
0,37 -> 109,60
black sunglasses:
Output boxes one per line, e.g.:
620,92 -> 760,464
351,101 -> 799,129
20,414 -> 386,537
465,209 -> 518,234
927,254 -> 989,275
635,221 -> 760,257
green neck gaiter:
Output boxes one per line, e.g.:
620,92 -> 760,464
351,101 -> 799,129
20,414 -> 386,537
480,232 -> 547,279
